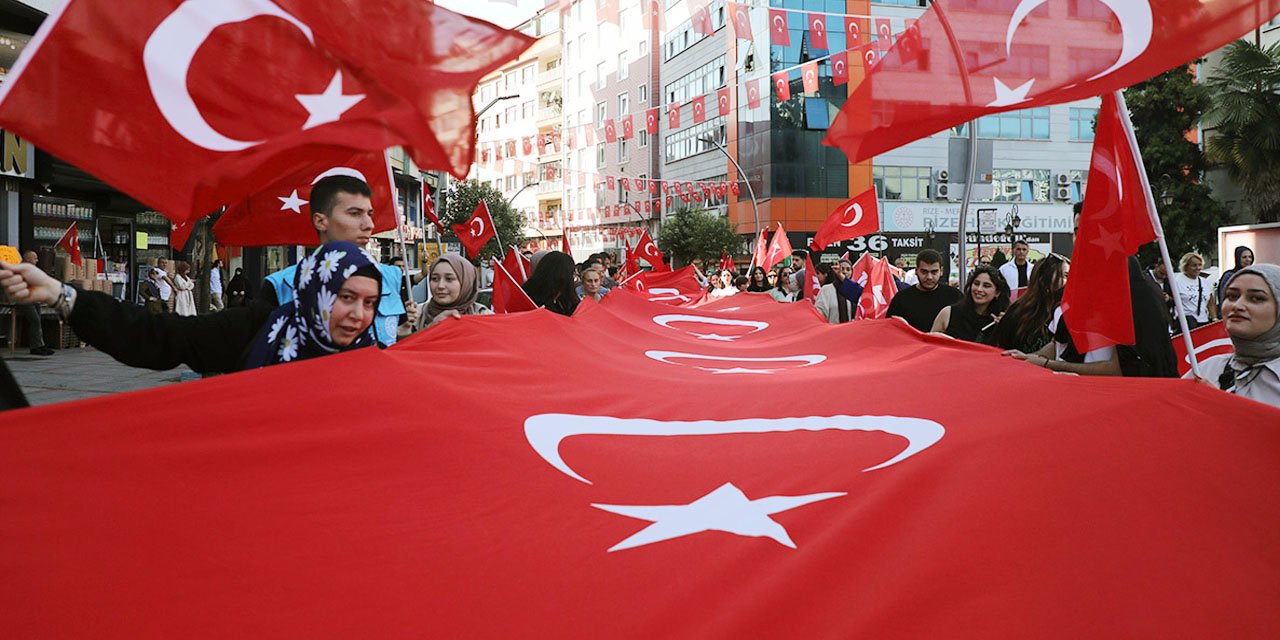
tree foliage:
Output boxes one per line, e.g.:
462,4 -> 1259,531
656,208 -> 743,266
1204,40 -> 1280,223
1125,63 -> 1229,261
440,180 -> 525,260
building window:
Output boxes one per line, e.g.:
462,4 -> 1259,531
662,0 -> 728,61
597,61 -> 607,87
639,130 -> 648,147
803,98 -> 833,130
638,84 -> 648,103
596,101 -> 607,124
1070,107 -> 1098,142
872,166 -> 931,200
522,101 -> 534,120
663,55 -> 727,105
664,118 -> 726,163
618,138 -> 630,163
618,50 -> 629,80
618,92 -> 629,117
992,169 -> 1052,202
952,107 -> 1050,139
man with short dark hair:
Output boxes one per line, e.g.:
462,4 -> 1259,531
259,174 -> 407,344
18,251 -> 54,356
999,240 -> 1034,291
886,249 -> 962,332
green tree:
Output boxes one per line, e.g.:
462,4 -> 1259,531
1125,64 -> 1229,260
656,208 -> 743,266
1204,40 -> 1280,223
440,180 -> 525,260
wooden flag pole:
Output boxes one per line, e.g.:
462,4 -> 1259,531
1113,90 -> 1201,379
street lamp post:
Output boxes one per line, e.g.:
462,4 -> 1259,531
699,136 -> 761,266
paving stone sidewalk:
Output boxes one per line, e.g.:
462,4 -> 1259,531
3,347 -> 190,407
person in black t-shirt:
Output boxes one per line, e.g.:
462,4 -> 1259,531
886,249 -> 962,332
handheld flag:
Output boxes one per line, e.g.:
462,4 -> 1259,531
761,224 -> 792,271
811,187 -> 879,251
451,201 -> 498,259
56,222 -> 82,266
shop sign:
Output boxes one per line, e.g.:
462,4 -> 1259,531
880,201 -> 1074,234
1,129 -> 34,179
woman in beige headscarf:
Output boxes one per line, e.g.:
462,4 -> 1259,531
405,255 -> 491,334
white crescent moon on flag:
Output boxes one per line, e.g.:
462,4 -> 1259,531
525,414 -> 946,484
1005,0 -> 1151,81
839,203 -> 864,227
311,166 -> 369,184
143,0 -> 314,152
644,243 -> 659,257
470,217 -> 486,236
652,314 -> 769,338
813,18 -> 825,36
865,50 -> 877,64
772,14 -> 785,33
644,350 -> 824,373
835,60 -> 846,75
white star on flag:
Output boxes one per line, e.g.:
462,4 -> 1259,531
987,77 -> 1035,107
277,189 -> 307,213
295,70 -> 366,130
592,483 -> 845,552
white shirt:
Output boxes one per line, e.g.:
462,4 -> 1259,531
209,267 -> 222,294
999,260 -> 1034,289
708,286 -> 737,299
152,268 -> 172,300
1171,272 -> 1213,323
815,284 -> 856,324
1189,355 -> 1280,410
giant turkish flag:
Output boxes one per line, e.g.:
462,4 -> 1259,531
2,291 -> 1280,638
0,0 -> 532,223
824,0 -> 1280,162
214,150 -> 397,246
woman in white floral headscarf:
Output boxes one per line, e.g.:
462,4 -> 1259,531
243,241 -> 382,368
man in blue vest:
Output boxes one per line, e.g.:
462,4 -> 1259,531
258,175 -> 409,344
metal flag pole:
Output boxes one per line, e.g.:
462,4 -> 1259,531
1112,90 -> 1202,379
487,200 -> 506,258
931,0 -> 978,286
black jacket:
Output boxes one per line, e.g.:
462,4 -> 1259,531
69,289 -> 276,375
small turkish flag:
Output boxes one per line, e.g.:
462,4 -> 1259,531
491,258 -> 538,313
645,108 -> 660,134
642,0 -> 665,32
522,137 -> 533,155
1172,321 -> 1233,377
801,61 -> 820,94
619,178 -> 630,192
762,223 -> 793,271
804,253 -> 821,301
607,176 -> 616,190
751,227 -> 768,267
604,119 -> 617,143
769,9 -> 790,47
746,78 -> 762,108
450,201 -> 498,259
857,257 -> 899,320
56,223 -> 82,266
621,115 -> 634,140
728,1 -> 753,40
667,103 -> 681,129
808,12 -> 829,50
719,250 -> 735,273
810,186 -> 879,250
717,88 -> 731,117
0,0 -> 533,223
692,96 -> 707,124
729,181 -> 741,196
500,246 -> 532,285
874,18 -> 893,45
561,227 -> 572,255
214,151 -> 398,247
421,180 -> 443,233
832,51 -> 850,86
691,3 -> 713,35
862,43 -> 880,68
773,71 -> 791,102
634,230 -> 668,271
845,15 -> 866,46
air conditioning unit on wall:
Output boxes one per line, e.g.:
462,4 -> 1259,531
1054,186 -> 1071,200
1055,173 -> 1072,186
935,183 -> 951,200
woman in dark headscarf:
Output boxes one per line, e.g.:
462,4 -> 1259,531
1217,246 -> 1255,313
410,254 -> 491,331
243,242 -> 383,368
522,251 -> 579,316
227,267 -> 249,307
1192,263 -> 1280,408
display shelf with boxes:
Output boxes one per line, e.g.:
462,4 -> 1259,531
32,194 -> 95,246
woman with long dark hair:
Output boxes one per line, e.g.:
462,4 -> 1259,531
994,254 -> 1068,353
747,266 -> 771,292
522,251 -> 579,316
931,265 -> 1011,343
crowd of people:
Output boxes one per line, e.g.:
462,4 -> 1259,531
0,175 -> 1277,409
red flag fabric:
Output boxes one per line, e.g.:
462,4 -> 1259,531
645,108 -> 660,134
857,257 -> 899,320
621,265 -> 703,304
214,151 -> 397,247
746,78 -> 762,109
873,17 -> 892,44
716,88 -> 731,117
562,228 -> 573,256
1172,321 -> 1233,377
800,61 -> 819,94
642,0 -> 665,32
490,258 -> 539,313
633,230 -> 668,271
691,96 -> 707,124
768,9 -> 790,46
728,1 -> 752,40
596,0 -> 619,24
691,3 -> 713,36
808,13 -> 829,50
451,201 -> 498,259
810,186 -> 880,251
3,291 -> 1280,638
719,250 -> 735,273
0,0 -> 532,223
803,253 -> 821,301
772,71 -> 791,102
761,224 -> 793,271
845,15 -> 867,47
751,227 -> 768,268
1061,93 -> 1156,353
603,119 -> 618,143
667,103 -> 681,129
56,222 -> 82,266
825,0 -> 1280,163
422,180 -> 443,233
501,246 -> 532,285
832,51 -> 850,86
170,218 -> 197,250
623,239 -> 640,276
